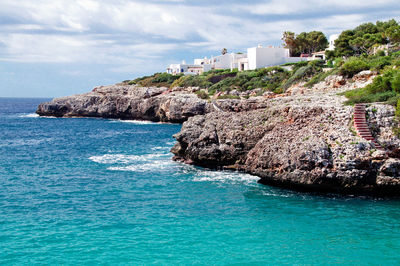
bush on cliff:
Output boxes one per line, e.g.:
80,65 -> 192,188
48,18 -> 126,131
127,73 -> 182,88
343,68 -> 400,105
195,90 -> 209,99
338,57 -> 370,77
282,60 -> 323,89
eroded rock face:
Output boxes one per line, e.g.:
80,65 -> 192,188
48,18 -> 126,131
172,90 -> 400,196
36,85 -> 210,123
37,76 -> 400,196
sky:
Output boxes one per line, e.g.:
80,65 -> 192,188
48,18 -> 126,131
0,0 -> 399,97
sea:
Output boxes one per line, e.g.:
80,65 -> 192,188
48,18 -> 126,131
0,97 -> 399,265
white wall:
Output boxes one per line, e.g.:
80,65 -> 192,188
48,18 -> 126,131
203,64 -> 212,72
167,64 -> 188,75
247,47 -> 292,70
328,34 -> 339,51
212,53 -> 232,69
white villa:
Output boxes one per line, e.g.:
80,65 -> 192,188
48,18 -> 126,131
167,46 -> 304,75
327,34 -> 339,51
166,52 -> 247,75
167,35 -> 338,75
238,45 -> 304,71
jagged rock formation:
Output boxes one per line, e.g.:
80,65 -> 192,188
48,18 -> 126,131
36,73 -> 400,196
172,76 -> 400,196
37,85 -> 211,123
36,84 -> 273,122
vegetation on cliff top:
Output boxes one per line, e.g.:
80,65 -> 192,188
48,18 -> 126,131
123,19 -> 400,102
124,60 -> 327,97
282,31 -> 328,56
342,52 -> 400,105
327,19 -> 400,58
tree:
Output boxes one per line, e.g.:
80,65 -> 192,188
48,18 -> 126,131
334,30 -> 356,57
385,25 -> 400,44
349,33 -> 384,55
221,48 -> 228,55
282,31 -> 328,56
282,31 -> 296,56
376,19 -> 398,33
306,31 -> 328,54
333,19 -> 399,57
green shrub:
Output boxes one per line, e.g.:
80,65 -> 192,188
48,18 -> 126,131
195,90 -> 209,99
126,73 -> 183,88
391,71 -> 400,92
291,60 -> 309,72
282,64 -> 321,89
396,99 -> 400,117
368,56 -> 392,72
305,70 -> 332,87
339,57 -> 370,77
175,75 -> 212,88
343,68 -> 400,104
343,88 -> 397,105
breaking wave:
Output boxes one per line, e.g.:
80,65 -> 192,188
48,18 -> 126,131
192,170 -> 260,185
18,113 -> 39,118
89,153 -> 169,164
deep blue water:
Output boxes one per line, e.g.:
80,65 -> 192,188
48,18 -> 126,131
0,97 -> 399,265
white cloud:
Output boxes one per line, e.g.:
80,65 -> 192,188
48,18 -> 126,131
0,0 -> 398,70
241,0 -> 399,15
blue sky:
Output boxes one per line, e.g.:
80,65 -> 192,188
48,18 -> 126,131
0,0 -> 399,97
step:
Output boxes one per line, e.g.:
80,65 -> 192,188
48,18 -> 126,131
359,135 -> 374,138
360,136 -> 374,139
359,133 -> 373,136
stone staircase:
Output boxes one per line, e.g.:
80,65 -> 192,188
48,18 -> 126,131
353,103 -> 383,150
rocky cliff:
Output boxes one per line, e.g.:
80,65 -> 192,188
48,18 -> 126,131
37,73 -> 400,196
37,85 -> 212,123
172,73 -> 400,196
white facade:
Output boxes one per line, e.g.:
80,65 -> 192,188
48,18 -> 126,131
246,46 -> 304,70
167,53 -> 246,75
166,62 -> 212,75
167,45 -> 309,75
210,53 -> 247,70
327,34 -> 339,51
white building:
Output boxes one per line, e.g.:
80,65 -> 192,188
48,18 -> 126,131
167,45 -> 307,75
327,34 -> 339,51
167,53 -> 246,75
210,53 -> 247,70
238,45 -> 305,71
166,61 -> 212,75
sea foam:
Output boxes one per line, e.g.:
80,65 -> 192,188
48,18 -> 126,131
89,153 -> 169,164
18,113 -> 39,118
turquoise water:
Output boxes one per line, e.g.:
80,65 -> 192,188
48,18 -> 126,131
0,98 -> 400,265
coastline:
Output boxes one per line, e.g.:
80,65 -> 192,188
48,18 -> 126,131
35,73 -> 400,197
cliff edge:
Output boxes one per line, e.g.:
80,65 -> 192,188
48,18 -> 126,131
171,74 -> 400,196
36,73 -> 400,196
